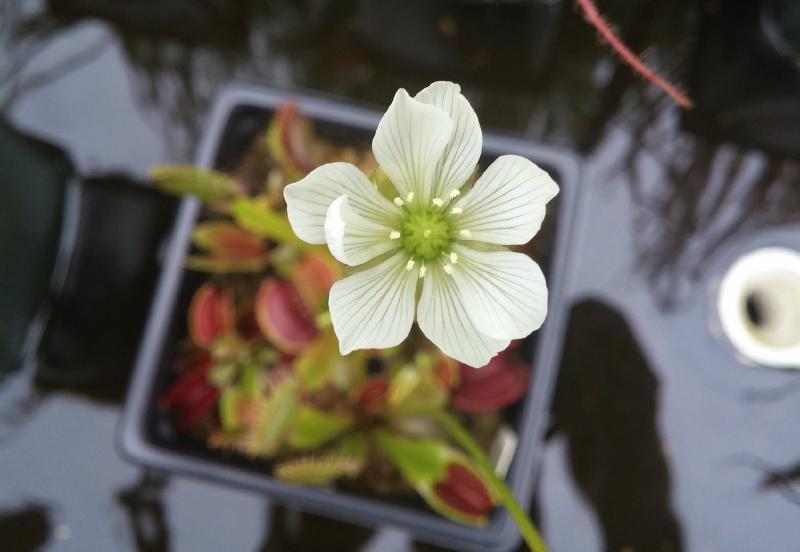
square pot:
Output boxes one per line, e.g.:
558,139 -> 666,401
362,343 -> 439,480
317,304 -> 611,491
117,83 -> 579,552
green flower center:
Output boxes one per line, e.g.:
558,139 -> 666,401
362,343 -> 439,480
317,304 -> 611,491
401,208 -> 452,261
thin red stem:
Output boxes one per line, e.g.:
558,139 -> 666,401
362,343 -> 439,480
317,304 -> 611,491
576,0 -> 693,109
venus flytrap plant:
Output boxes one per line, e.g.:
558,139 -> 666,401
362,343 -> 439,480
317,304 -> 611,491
286,404 -> 353,450
266,102 -> 324,181
187,222 -> 269,273
152,90 -> 552,551
246,371 -> 299,457
188,283 -> 235,348
274,454 -> 363,486
374,430 -> 495,526
281,81 -> 552,551
150,165 -> 239,204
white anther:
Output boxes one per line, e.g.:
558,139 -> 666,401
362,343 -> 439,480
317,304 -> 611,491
389,230 -> 401,240
459,229 -> 472,238
423,229 -> 432,238
432,197 -> 444,207
443,264 -> 454,275
406,258 -> 416,271
418,264 -> 427,278
405,192 -> 415,203
449,189 -> 461,199
393,197 -> 405,207
449,252 -> 458,264
450,207 -> 463,215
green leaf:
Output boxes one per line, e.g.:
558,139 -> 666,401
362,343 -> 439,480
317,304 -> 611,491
373,431 -> 449,484
239,364 -> 261,395
208,362 -> 237,388
248,375 -> 299,457
387,365 -> 447,415
218,365 -> 262,432
230,197 -> 313,250
333,434 -> 369,463
294,330 -> 339,390
273,454 -> 362,486
287,405 -> 353,450
185,255 -> 268,273
219,388 -> 242,431
150,165 -> 238,203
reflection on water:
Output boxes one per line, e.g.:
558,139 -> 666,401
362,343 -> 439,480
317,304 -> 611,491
1,0 -> 799,550
550,300 -> 682,552
625,126 -> 800,308
36,175 -> 177,403
761,460 -> 800,507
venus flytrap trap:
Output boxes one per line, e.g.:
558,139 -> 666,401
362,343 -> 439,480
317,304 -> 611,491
150,82 -> 554,552
187,222 -> 269,273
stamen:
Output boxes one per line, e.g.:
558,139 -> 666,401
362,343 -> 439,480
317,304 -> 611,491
459,229 -> 472,238
406,258 -> 416,271
449,189 -> 461,199
449,252 -> 458,264
431,197 -> 444,208
405,192 -> 415,203
393,197 -> 405,207
423,229 -> 432,238
450,207 -> 463,215
418,264 -> 427,279
389,230 -> 401,240
443,264 -> 454,275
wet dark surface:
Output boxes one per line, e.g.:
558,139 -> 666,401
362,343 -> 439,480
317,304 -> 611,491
1,0 -> 800,551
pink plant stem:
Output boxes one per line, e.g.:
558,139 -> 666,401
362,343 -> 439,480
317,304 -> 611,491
576,0 -> 694,109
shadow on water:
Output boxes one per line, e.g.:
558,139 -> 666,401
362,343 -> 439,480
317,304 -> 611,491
549,299 -> 683,552
0,503 -> 52,552
257,506 -> 374,552
116,472 -> 171,552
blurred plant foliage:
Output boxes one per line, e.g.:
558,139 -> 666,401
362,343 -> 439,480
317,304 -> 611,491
150,103 -> 542,547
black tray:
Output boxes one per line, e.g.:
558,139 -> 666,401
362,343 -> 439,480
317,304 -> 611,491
117,84 -> 580,552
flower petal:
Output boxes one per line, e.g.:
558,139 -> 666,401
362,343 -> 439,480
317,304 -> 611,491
324,195 -> 399,266
417,264 -> 509,368
450,246 -> 548,340
453,155 -> 558,245
284,162 -> 400,244
372,89 -> 454,203
414,82 -> 482,200
329,252 -> 418,355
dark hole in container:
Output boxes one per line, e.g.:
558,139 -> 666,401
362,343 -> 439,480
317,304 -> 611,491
745,292 -> 766,328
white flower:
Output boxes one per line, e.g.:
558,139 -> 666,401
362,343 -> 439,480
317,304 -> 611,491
284,82 -> 558,367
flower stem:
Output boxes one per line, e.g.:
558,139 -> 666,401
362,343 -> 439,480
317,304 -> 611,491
575,0 -> 693,109
434,411 -> 549,552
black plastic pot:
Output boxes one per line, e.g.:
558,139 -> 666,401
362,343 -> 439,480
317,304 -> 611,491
118,84 -> 580,552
